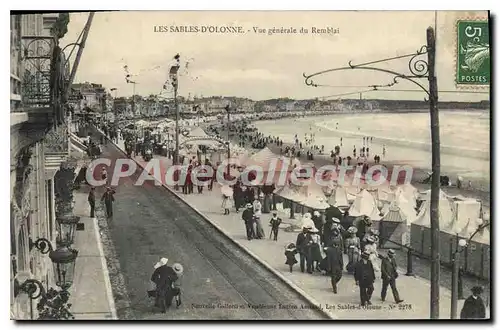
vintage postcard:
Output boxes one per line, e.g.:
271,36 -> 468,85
10,10 -> 490,321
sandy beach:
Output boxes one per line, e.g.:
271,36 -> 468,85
207,112 -> 490,208
242,111 -> 490,208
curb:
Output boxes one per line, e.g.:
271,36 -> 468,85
92,216 -> 119,320
100,131 -> 336,320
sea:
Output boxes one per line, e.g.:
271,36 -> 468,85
254,110 -> 490,181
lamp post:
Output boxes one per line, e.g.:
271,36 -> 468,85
170,54 -> 181,165
110,88 -> 117,128
450,221 -> 489,319
303,27 -> 440,318
225,104 -> 231,177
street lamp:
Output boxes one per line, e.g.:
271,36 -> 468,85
224,104 -> 231,177
170,54 -> 181,165
28,238 -> 78,291
450,222 -> 489,319
303,27 -> 440,318
56,215 -> 81,247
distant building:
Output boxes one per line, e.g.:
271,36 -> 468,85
71,82 -> 107,113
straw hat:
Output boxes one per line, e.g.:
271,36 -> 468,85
172,263 -> 184,276
160,257 -> 169,266
313,211 -> 320,216
348,226 -> 358,234
310,227 -> 319,233
388,249 -> 395,256
285,243 -> 296,251
332,217 -> 340,223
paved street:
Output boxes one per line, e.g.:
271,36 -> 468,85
93,137 -> 329,320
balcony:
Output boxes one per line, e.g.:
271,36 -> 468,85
20,35 -> 67,127
12,36 -> 69,158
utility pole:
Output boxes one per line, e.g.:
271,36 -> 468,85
225,104 -> 231,177
427,26 -> 441,319
170,54 -> 181,165
131,82 -> 136,117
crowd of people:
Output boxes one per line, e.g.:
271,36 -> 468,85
283,214 -> 403,306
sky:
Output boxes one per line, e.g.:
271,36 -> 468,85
60,11 -> 490,102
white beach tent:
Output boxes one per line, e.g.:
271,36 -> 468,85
413,191 -> 454,228
274,182 -> 303,204
296,179 -> 330,210
348,189 -> 382,220
189,127 -> 209,138
244,147 -> 278,168
382,191 -> 418,225
327,185 -> 350,208
444,200 -> 482,235
395,184 -> 418,209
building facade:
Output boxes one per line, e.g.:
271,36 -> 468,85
10,13 -> 75,320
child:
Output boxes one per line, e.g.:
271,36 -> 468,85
269,211 -> 282,241
284,243 -> 298,273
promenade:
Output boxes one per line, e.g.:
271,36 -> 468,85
68,191 -> 117,320
111,137 -> 488,320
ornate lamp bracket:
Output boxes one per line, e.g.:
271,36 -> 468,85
304,45 -> 431,96
29,238 -> 53,254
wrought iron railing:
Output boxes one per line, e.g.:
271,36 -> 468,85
20,36 -> 56,108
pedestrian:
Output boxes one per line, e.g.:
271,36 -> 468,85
380,249 -> 404,303
364,236 -> 380,272
296,226 -> 311,273
242,203 -> 255,240
309,227 -> 323,271
354,251 -> 376,306
269,211 -> 282,241
460,286 -> 486,319
88,187 -> 96,218
253,198 -> 264,239
330,227 -> 344,251
284,243 -> 298,273
345,226 -> 361,273
324,243 -> 344,294
312,210 -> 324,238
101,186 -> 115,218
168,263 -> 183,308
101,167 -> 107,182
221,194 -> 230,215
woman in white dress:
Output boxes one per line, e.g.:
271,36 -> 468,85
364,236 -> 380,272
253,198 -> 265,239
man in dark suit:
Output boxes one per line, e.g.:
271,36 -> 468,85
324,243 -> 344,294
242,203 -> 255,240
296,226 -> 312,273
380,249 -> 403,303
151,258 -> 178,310
461,286 -> 487,319
88,187 -> 96,218
101,186 -> 115,218
354,251 -> 376,306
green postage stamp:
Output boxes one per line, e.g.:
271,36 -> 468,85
456,20 -> 490,86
